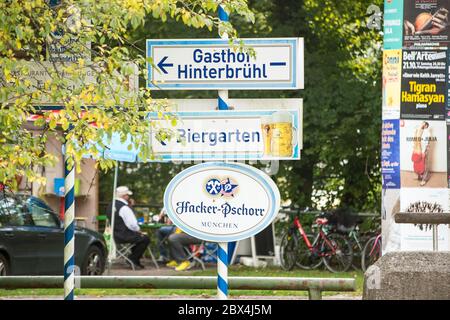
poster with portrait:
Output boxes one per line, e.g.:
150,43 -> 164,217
383,50 -> 402,119
400,119 -> 447,188
403,0 -> 450,48
400,188 -> 449,251
382,120 -> 401,188
401,49 -> 447,120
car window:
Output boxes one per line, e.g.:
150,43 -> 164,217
28,199 -> 59,228
0,196 -> 34,227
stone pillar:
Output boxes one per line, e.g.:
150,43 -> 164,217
363,251 -> 450,300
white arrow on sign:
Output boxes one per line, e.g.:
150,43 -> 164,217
146,38 -> 304,90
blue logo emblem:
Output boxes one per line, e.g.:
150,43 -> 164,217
205,177 -> 239,197
220,178 -> 239,198
205,178 -> 222,195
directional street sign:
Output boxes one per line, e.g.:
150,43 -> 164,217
146,38 -> 304,90
148,99 -> 303,161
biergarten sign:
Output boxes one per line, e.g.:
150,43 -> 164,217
149,99 -> 302,161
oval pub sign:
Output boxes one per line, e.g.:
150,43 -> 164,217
163,162 -> 281,242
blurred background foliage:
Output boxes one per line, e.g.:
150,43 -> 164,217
100,0 -> 384,214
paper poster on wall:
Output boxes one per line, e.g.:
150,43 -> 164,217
382,189 -> 401,254
447,123 -> 450,187
403,0 -> 450,48
447,49 -> 450,118
401,49 -> 446,120
400,119 -> 447,188
400,188 -> 449,251
382,120 -> 401,189
382,50 -> 402,119
384,0 -> 404,50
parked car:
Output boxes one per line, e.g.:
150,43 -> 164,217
0,193 -> 107,276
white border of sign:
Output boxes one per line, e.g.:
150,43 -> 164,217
146,38 -> 304,90
163,162 -> 281,242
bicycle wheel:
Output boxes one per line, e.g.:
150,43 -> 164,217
321,233 -> 353,273
361,236 -> 382,272
296,233 -> 323,270
349,238 -> 363,270
280,230 -> 299,271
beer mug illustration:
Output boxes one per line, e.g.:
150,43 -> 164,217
270,111 -> 296,157
261,116 -> 272,156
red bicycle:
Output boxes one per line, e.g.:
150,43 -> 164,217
280,212 -> 353,273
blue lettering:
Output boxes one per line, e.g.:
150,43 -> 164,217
213,52 -> 221,63
226,65 -> 234,78
177,129 -> 186,143
235,129 -> 241,142
193,49 -> 202,63
222,203 -> 231,218
253,65 -> 262,78
209,132 -> 217,146
192,132 -> 200,142
178,65 -> 188,78
176,201 -> 190,214
209,68 -> 217,79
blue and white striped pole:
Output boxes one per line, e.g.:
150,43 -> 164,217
64,152 -> 76,300
218,4 -> 230,111
217,242 -> 228,299
217,3 -> 229,300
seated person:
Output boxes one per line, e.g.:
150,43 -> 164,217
166,229 -> 202,271
155,208 -> 176,263
106,186 -> 150,269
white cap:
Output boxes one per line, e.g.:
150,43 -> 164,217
116,186 -> 133,197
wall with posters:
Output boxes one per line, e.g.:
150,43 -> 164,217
382,0 -> 450,253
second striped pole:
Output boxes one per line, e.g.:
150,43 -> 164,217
64,152 -> 76,300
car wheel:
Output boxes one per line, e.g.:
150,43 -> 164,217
82,246 -> 105,276
0,253 -> 10,276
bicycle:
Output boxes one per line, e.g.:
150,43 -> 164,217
280,211 -> 353,273
332,223 -> 376,270
361,233 -> 382,271
333,224 -> 364,270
